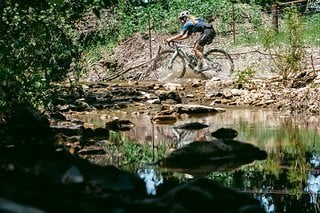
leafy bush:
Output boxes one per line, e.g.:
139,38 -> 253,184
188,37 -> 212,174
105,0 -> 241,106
234,66 -> 256,88
261,7 -> 306,80
0,0 -> 114,114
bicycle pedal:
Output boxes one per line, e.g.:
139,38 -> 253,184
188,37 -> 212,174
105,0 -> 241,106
196,66 -> 210,73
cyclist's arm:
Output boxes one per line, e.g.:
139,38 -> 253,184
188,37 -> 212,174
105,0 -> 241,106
166,21 -> 192,42
166,32 -> 189,42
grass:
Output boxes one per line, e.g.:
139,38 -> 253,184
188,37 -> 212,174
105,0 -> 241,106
235,13 -> 320,47
303,13 -> 320,46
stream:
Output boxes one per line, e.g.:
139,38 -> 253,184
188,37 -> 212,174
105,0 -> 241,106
67,107 -> 320,213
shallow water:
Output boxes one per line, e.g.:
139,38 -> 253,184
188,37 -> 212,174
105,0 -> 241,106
68,107 -> 320,213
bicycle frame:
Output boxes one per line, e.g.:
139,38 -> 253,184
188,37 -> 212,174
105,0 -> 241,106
152,41 -> 234,80
168,42 -> 198,69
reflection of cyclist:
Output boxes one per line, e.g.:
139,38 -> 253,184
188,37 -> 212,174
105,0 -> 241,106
166,10 -> 216,72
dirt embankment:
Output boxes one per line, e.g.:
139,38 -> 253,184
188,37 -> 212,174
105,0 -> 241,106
79,32 -> 320,115
83,32 -> 319,80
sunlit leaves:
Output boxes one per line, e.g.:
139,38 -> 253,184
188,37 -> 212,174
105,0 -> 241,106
0,0 -> 115,112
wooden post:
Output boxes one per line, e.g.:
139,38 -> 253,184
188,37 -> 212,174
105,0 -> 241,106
272,3 -> 279,33
147,2 -> 152,59
148,9 -> 152,58
232,1 -> 236,43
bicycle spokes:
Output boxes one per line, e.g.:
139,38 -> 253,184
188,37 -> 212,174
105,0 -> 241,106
152,49 -> 186,80
206,59 -> 221,72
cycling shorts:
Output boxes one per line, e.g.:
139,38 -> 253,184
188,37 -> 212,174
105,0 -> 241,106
198,28 -> 216,46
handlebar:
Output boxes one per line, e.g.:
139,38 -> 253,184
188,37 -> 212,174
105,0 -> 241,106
167,41 -> 179,48
166,41 -> 192,49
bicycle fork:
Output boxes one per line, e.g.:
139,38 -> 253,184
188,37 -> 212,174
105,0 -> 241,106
167,51 -> 179,69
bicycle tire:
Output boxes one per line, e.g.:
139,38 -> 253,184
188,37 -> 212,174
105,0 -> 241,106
152,49 -> 186,80
203,49 -> 234,80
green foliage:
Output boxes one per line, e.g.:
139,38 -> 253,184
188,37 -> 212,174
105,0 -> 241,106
103,131 -> 168,170
261,7 -> 306,81
234,66 -> 256,87
303,14 -> 320,46
2,0 -> 319,115
106,0 -> 265,39
121,142 -> 154,164
0,0 -> 115,113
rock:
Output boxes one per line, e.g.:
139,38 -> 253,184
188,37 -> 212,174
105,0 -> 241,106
49,112 -> 67,121
125,178 -> 266,213
173,122 -> 209,130
147,99 -> 161,104
5,105 -> 54,142
163,82 -> 183,91
158,91 -> 182,103
105,119 -> 135,131
0,198 -> 45,213
61,166 -> 84,184
159,139 -> 267,176
174,104 -> 224,115
77,147 -> 106,155
93,127 -> 109,138
151,115 -> 177,125
211,127 -> 238,140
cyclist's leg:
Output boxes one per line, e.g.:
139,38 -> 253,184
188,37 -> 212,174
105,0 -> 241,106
194,42 -> 204,69
194,29 -> 215,70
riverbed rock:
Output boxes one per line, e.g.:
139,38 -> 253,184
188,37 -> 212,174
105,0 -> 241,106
211,127 -> 238,140
173,104 -> 225,115
159,139 -> 267,176
173,122 -> 209,130
105,119 -> 135,131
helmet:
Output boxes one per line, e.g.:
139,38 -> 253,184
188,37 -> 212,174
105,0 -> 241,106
178,10 -> 191,19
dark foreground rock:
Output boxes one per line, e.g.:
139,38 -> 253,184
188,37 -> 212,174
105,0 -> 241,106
0,106 -> 267,212
0,143 -> 266,213
124,178 -> 266,213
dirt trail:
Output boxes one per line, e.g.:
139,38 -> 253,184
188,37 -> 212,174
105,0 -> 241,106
81,33 -> 272,81
83,32 -> 319,82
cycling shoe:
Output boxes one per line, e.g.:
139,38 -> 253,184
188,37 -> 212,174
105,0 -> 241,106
196,65 -> 210,73
201,65 -> 210,71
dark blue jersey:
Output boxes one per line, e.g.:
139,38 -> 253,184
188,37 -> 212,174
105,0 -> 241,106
181,18 -> 206,35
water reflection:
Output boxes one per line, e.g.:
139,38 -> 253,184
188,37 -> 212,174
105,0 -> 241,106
259,194 -> 275,213
138,167 -> 163,195
68,108 -> 320,213
306,151 -> 320,211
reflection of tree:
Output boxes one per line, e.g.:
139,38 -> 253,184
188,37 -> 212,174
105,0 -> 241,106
261,123 -> 316,211
285,125 -> 310,199
263,154 -> 281,178
84,109 -> 320,211
206,117 -> 318,212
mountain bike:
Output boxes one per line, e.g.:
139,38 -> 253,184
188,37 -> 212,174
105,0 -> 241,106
152,41 -> 234,81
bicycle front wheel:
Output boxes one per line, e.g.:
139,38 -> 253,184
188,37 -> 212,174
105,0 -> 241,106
203,49 -> 234,80
152,50 -> 186,81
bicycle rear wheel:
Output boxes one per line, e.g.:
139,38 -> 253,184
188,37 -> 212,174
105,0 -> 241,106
152,50 -> 186,81
203,49 -> 234,80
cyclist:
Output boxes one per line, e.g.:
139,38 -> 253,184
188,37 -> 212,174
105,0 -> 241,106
166,10 -> 216,72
